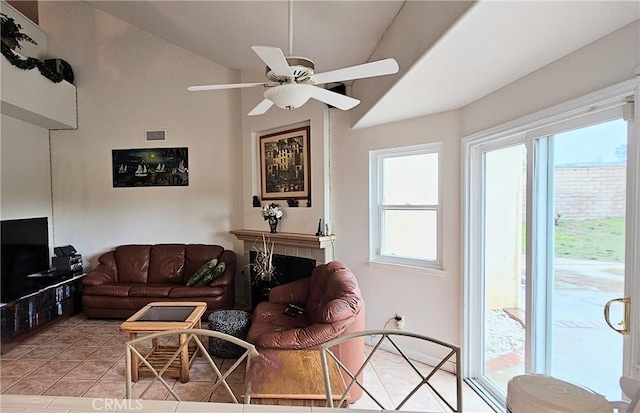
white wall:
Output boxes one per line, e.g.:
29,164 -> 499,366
37,2 -> 243,271
0,115 -> 53,221
330,109 -> 462,346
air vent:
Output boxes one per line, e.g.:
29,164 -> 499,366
145,130 -> 166,141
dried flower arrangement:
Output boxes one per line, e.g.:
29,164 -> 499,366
251,233 -> 275,282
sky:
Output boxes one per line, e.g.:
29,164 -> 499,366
554,118 -> 627,165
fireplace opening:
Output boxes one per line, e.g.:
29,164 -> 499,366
249,252 -> 316,309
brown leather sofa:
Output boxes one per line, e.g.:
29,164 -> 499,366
82,244 -> 235,319
246,261 -> 365,402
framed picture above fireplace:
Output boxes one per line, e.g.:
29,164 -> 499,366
259,126 -> 310,200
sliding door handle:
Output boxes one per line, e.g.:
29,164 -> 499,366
604,297 -> 630,335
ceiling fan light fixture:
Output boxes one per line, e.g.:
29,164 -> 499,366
264,84 -> 316,110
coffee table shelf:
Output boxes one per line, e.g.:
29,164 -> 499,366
138,344 -> 200,378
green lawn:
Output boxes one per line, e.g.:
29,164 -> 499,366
555,217 -> 625,262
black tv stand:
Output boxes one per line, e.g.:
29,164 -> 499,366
0,272 -> 86,344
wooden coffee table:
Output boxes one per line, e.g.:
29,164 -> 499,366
119,301 -> 206,383
245,349 -> 348,407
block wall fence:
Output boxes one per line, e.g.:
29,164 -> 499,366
555,165 -> 626,220
530,165 -> 627,220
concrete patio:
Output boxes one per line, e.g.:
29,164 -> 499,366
486,258 -> 625,401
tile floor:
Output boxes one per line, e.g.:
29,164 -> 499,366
0,313 -> 494,412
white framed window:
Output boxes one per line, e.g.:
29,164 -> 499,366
370,143 -> 442,270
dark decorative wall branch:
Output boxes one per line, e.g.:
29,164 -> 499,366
1,13 -> 63,83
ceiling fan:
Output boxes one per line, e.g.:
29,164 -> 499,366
187,2 -> 399,116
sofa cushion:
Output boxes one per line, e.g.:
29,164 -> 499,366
115,245 -> 151,283
169,286 -> 226,298
83,283 -> 135,297
183,244 -> 224,282
147,244 -> 186,284
129,284 -> 174,297
196,262 -> 226,286
186,258 -> 218,286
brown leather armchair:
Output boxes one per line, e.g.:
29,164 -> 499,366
82,244 -> 235,319
246,261 -> 365,401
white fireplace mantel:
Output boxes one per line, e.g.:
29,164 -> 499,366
230,229 -> 335,264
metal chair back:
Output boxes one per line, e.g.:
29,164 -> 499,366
124,328 -> 258,402
319,329 -> 462,411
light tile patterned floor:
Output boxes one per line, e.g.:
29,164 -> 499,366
0,313 -> 494,412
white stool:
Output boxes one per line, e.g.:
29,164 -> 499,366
507,374 -> 611,413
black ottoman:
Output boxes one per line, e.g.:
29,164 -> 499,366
207,309 -> 252,359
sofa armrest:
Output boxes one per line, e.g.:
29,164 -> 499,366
254,321 -> 344,349
83,263 -> 116,286
83,251 -> 118,286
269,278 -> 310,306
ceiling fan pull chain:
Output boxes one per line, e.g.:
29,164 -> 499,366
288,0 -> 294,56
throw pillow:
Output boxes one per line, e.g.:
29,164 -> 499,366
195,262 -> 226,286
186,258 -> 218,286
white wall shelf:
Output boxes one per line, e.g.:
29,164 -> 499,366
1,57 -> 77,130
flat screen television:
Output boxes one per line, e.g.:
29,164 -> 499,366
1,217 -> 51,303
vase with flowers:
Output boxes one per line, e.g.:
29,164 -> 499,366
262,203 -> 283,233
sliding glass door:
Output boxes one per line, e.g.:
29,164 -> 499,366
464,96 -> 639,407
545,120 -> 628,398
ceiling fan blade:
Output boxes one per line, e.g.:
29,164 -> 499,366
188,82 -> 274,92
312,87 -> 361,111
248,99 -> 274,116
251,46 -> 294,78
313,58 -> 399,85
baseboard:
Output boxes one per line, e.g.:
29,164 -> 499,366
364,335 -> 458,374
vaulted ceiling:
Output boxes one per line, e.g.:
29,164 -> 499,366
87,1 -> 639,129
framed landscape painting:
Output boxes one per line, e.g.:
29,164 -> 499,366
112,147 -> 189,187
259,126 -> 310,200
